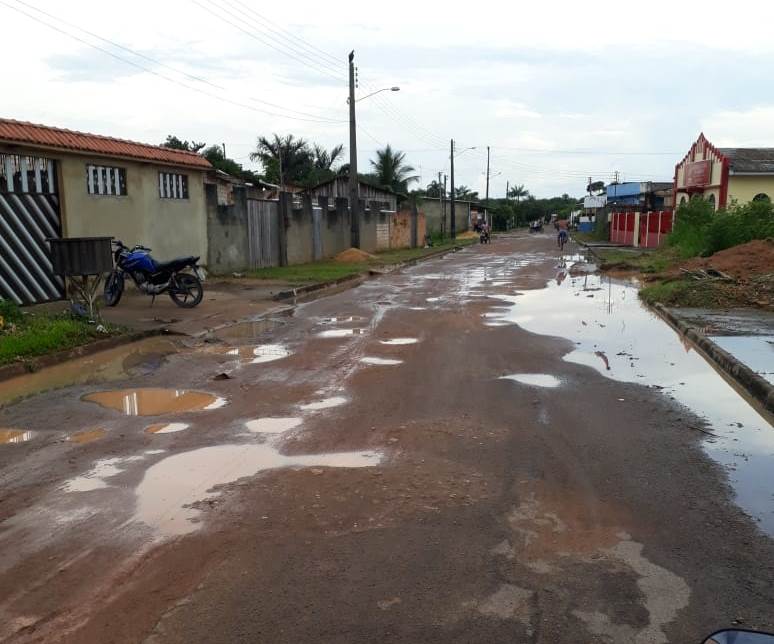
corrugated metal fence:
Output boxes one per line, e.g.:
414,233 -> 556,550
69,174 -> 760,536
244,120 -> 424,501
0,153 -> 64,304
246,199 -> 280,269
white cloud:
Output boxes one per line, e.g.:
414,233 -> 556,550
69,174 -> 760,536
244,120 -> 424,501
701,107 -> 774,147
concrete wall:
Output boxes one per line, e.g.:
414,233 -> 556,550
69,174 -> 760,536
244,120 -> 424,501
206,184 -> 249,273
420,198 -> 471,234
56,152 -> 208,263
388,211 -> 426,249
728,176 -> 774,205
286,203 -> 315,266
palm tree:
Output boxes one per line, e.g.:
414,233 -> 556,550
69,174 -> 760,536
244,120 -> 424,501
312,144 -> 344,171
454,185 -> 479,200
369,144 -> 419,194
250,134 -> 311,185
425,179 -> 444,198
508,184 -> 529,203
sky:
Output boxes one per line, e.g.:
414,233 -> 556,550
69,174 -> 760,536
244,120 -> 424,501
4,0 -> 774,198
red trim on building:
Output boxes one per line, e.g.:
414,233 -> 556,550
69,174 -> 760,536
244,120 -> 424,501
719,157 -> 730,208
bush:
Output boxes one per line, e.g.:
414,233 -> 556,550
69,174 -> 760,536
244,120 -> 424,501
0,299 -> 23,326
668,197 -> 774,257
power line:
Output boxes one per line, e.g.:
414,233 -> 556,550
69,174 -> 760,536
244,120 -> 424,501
0,0 -> 347,125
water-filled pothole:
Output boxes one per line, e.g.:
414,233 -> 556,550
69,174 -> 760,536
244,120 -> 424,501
500,374 -> 561,388
215,318 -> 284,342
317,329 -> 367,338
360,357 -> 403,366
68,428 -> 107,444
82,388 -> 226,416
246,417 -> 303,434
145,422 -> 190,434
299,396 -> 347,411
379,338 -> 418,345
0,429 -> 33,444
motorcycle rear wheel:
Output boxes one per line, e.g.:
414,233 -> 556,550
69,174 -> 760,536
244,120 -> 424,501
169,273 -> 203,308
104,271 -> 125,307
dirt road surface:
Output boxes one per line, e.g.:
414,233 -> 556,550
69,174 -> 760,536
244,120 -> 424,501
1,234 -> 773,643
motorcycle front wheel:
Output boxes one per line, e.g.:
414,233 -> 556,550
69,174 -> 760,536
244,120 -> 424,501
169,272 -> 203,308
104,271 -> 125,307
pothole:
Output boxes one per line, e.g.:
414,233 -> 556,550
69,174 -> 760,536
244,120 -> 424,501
246,417 -> 303,434
214,318 -> 284,342
82,389 -> 226,416
500,374 -> 561,388
360,357 -> 403,366
250,344 -> 291,364
299,396 -> 348,411
379,338 -> 418,345
0,429 -> 33,444
317,329 -> 367,338
145,422 -> 190,434
68,428 -> 107,444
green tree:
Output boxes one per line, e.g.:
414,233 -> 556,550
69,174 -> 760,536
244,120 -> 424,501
369,144 -> 419,194
424,179 -> 444,198
454,185 -> 479,200
201,145 -> 262,184
161,135 -> 205,153
507,183 -> 529,202
250,134 -> 312,185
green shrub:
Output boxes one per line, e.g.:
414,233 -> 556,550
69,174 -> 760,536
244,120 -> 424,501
0,298 -> 23,325
668,197 -> 774,257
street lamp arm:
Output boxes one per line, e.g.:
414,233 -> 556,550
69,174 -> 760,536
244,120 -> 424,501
355,87 -> 400,103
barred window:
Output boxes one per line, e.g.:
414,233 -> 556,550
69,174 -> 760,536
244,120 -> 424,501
86,165 -> 127,196
159,172 -> 189,199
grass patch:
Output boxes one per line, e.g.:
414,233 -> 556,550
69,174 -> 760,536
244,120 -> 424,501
248,240 -> 475,283
595,246 -> 680,273
639,278 -> 733,308
0,302 -> 117,366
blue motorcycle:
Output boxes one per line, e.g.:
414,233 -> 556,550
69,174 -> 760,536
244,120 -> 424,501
104,240 -> 204,308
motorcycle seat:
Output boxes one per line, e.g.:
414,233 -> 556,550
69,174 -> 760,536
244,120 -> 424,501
153,256 -> 200,273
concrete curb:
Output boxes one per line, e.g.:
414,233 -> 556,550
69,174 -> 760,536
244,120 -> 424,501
272,244 -> 468,302
0,328 -> 173,384
651,302 -> 774,414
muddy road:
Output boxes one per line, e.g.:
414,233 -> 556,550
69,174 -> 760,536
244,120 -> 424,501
1,234 -> 773,643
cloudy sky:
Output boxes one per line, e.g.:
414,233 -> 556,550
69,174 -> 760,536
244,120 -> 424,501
4,0 -> 774,197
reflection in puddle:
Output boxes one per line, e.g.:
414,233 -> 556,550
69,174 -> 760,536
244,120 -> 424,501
426,297 -> 441,303
360,357 -> 403,366
299,396 -> 347,411
320,316 -> 366,324
82,388 -> 226,416
500,374 -> 561,388
145,422 -> 190,434
68,428 -> 107,444
317,328 -> 366,338
0,337 -> 178,406
250,344 -> 291,364
0,429 -> 33,444
64,457 -> 126,492
379,338 -> 418,345
134,444 -> 382,536
215,318 -> 283,342
709,336 -> 774,385
491,272 -> 774,533
246,417 -> 302,434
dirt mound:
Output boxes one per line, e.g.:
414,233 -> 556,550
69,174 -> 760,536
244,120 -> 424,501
681,239 -> 774,279
334,248 -> 375,263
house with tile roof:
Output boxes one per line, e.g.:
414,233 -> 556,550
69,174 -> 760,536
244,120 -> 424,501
674,133 -> 774,210
0,118 -> 212,304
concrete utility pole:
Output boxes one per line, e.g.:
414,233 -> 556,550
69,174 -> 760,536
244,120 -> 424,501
348,50 -> 360,248
450,139 -> 456,240
485,145 -> 490,204
442,173 -> 448,237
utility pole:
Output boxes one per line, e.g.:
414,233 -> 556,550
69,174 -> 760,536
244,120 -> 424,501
485,145 -> 490,204
442,173 -> 448,237
348,50 -> 360,248
450,139 -> 456,240
222,143 -> 227,158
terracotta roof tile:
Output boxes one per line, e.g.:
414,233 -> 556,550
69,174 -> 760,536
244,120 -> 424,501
0,118 -> 212,170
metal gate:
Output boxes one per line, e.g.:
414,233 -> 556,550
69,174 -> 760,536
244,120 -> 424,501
0,153 -> 64,304
247,199 -> 280,268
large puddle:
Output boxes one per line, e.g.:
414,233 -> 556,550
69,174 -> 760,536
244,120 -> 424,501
214,318 -> 284,342
709,336 -> 774,385
134,444 -> 381,536
0,337 -> 178,406
501,374 -> 561,388
487,268 -> 774,533
0,429 -> 33,444
82,388 -> 226,416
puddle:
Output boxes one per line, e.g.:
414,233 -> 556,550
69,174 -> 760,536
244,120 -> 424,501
250,344 -> 292,364
360,357 -> 403,366
709,336 -> 774,385
145,422 -> 190,434
134,444 -> 382,536
82,388 -> 226,416
246,417 -> 303,434
0,337 -> 178,406
426,297 -> 442,303
490,271 -> 774,533
63,457 -> 126,492
0,429 -> 33,444
68,428 -> 107,444
299,396 -> 348,411
379,338 -> 418,345
214,318 -> 283,342
320,316 -> 366,324
500,374 -> 561,388
408,306 -> 427,311
317,329 -> 367,338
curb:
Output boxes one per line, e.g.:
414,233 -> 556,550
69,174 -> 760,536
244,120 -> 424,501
272,244 -> 468,302
651,302 -> 774,414
0,328 -> 174,385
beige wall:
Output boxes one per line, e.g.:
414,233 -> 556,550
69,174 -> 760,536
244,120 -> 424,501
728,176 -> 774,205
57,153 -> 208,263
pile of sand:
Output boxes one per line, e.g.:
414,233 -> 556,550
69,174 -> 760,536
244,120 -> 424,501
334,248 -> 375,263
681,239 -> 774,279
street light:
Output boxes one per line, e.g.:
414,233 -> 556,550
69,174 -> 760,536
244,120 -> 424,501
455,146 -> 476,158
355,87 -> 400,103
